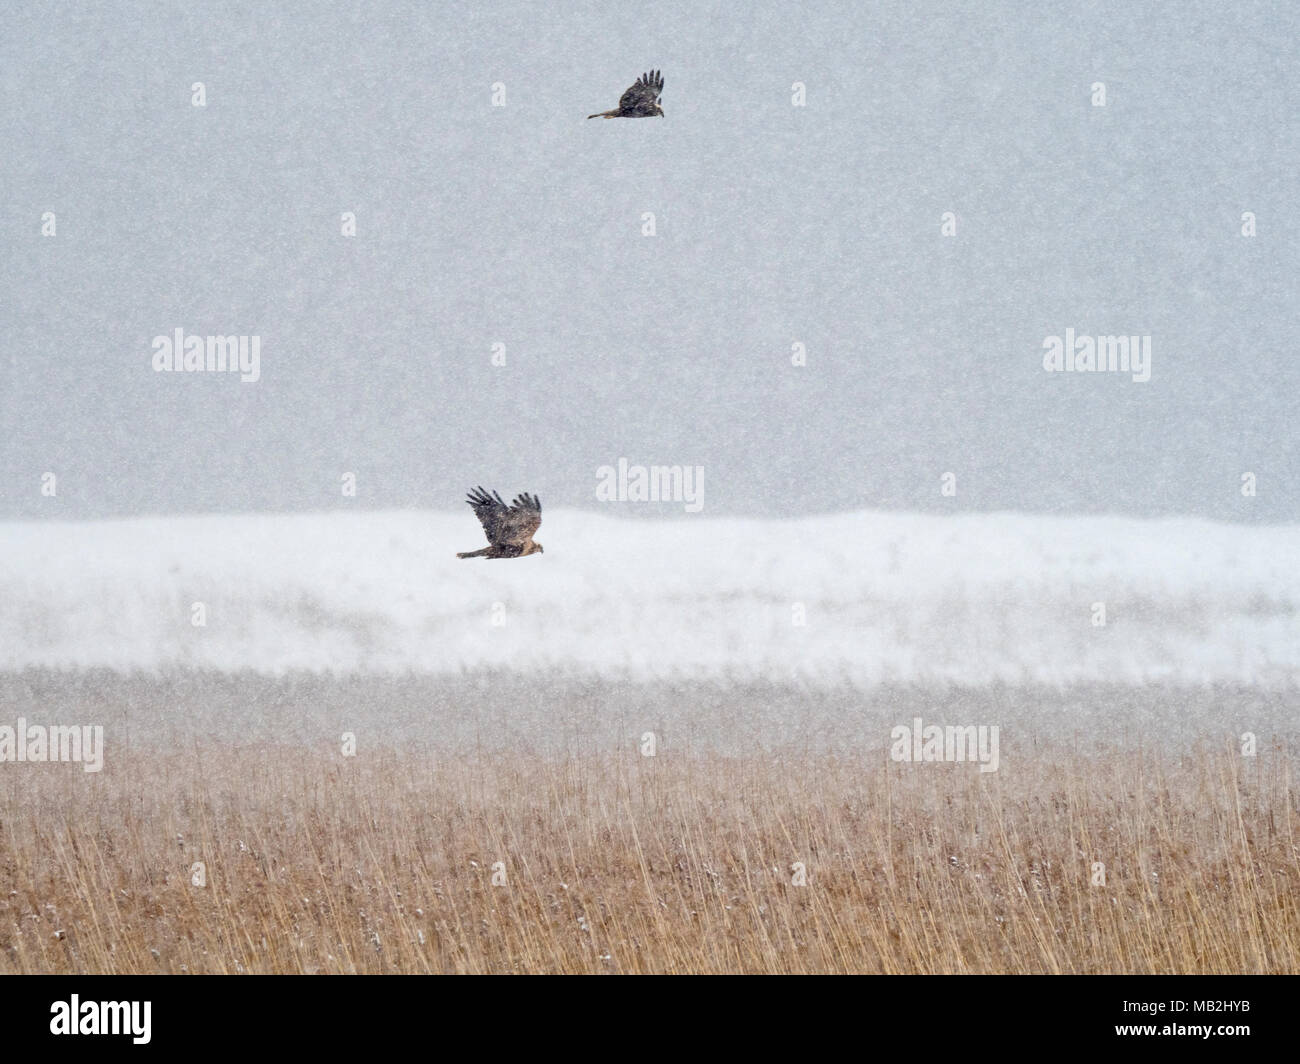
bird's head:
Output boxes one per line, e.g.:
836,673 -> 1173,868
528,541 -> 544,555
655,104 -> 664,117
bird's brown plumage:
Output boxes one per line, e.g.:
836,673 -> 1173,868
456,486 -> 544,558
588,70 -> 664,119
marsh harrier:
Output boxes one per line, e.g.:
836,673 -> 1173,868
456,487 -> 544,558
588,70 -> 664,119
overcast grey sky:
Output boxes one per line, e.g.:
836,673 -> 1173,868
2,0 -> 1296,521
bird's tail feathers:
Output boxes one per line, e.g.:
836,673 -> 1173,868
457,548 -> 490,559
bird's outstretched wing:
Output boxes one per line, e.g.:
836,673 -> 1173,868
618,70 -> 663,114
466,486 -> 542,547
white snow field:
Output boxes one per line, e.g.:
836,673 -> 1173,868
0,509 -> 1297,687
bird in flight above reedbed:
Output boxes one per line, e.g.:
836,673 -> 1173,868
456,487 -> 544,559
588,70 -> 664,118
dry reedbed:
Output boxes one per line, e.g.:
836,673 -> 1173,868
1,743 -> 1296,974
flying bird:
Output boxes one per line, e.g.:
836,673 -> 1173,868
588,70 -> 664,119
456,487 -> 544,558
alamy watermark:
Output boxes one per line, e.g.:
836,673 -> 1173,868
890,717 -> 1000,773
596,459 -> 704,512
0,718 -> 104,772
151,328 -> 261,382
1042,329 -> 1150,383
50,996 -> 150,1044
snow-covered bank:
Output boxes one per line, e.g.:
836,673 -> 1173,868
1,509 -> 1297,687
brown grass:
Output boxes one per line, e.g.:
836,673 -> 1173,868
1,742 -> 1297,974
